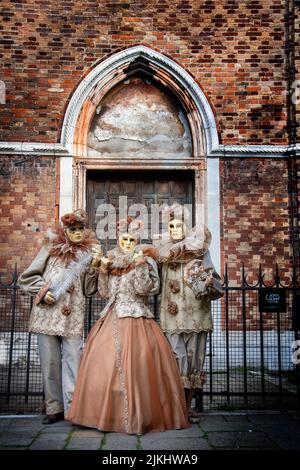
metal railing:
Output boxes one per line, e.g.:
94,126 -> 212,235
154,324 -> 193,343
0,264 -> 299,414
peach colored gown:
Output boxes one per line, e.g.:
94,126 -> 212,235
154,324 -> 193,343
67,248 -> 189,434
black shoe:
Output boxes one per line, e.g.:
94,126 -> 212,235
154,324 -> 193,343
42,412 -> 65,425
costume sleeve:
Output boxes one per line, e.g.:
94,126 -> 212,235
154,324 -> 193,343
18,247 -> 50,298
202,251 -> 223,300
206,270 -> 223,301
83,267 -> 99,297
98,267 -> 109,299
133,256 -> 160,296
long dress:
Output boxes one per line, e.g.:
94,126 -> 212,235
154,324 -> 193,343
67,247 -> 189,434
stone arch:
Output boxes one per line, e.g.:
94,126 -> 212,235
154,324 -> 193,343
60,45 -> 219,157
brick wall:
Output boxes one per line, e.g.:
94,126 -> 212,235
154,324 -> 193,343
221,157 -> 293,280
0,0 -> 289,145
0,1 -> 298,287
220,157 -> 295,330
0,156 -> 57,273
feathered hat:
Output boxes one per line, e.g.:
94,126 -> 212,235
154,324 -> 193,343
61,209 -> 88,228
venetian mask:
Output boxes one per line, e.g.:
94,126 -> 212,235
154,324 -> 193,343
118,232 -> 138,253
168,218 -> 186,241
65,225 -> 85,244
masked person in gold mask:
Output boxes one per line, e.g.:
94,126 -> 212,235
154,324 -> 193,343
18,209 -> 102,424
67,216 -> 188,435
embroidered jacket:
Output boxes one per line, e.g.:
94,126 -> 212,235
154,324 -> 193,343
154,227 -> 222,334
18,228 -> 99,337
98,246 -> 160,320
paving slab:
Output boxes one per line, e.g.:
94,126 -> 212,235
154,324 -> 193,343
6,418 -> 42,430
66,436 -> 102,450
41,420 -> 73,429
104,433 -> 138,450
29,432 -> 70,450
223,415 -> 251,422
72,429 -> 103,438
252,428 -> 300,450
142,425 -> 204,439
248,413 -> 300,426
0,420 -> 13,431
141,436 -> 212,450
0,431 -> 36,447
207,431 -> 278,449
1,413 -> 299,451
0,447 -> 28,450
39,425 -> 73,434
199,416 -> 257,432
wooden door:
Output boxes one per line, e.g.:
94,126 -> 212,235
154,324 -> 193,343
87,170 -> 194,251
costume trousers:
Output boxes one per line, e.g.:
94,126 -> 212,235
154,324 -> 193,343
37,333 -> 82,415
165,331 -> 208,389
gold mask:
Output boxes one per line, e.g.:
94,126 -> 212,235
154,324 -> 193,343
118,233 -> 138,253
65,225 -> 85,244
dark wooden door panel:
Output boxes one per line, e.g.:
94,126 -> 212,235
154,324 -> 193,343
87,170 -> 194,249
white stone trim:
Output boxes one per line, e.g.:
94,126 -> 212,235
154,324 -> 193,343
59,157 -> 73,215
207,158 -> 221,275
0,141 -> 299,157
209,143 -> 300,158
0,142 -> 69,155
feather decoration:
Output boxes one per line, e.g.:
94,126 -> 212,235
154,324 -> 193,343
51,252 -> 93,301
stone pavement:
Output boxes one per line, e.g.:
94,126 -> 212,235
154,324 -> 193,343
0,412 -> 300,450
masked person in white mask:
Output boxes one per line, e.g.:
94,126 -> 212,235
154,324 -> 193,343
154,203 -> 223,422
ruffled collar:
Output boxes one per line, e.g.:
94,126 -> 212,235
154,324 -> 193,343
44,224 -> 97,263
106,244 -> 158,276
153,226 -> 211,263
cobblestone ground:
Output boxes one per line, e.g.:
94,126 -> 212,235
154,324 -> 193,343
0,412 -> 300,450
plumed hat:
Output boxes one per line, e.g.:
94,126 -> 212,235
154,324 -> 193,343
61,209 -> 88,228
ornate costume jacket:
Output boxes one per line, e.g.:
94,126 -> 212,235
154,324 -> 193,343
98,246 -> 160,320
154,227 -> 222,334
18,228 -> 99,338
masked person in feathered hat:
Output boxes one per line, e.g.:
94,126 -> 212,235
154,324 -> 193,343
18,209 -> 102,424
67,216 -> 189,434
153,203 -> 223,422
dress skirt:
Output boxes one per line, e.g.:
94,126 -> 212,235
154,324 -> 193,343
67,310 -> 189,434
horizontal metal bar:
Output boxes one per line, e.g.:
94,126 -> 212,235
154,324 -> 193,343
0,392 -> 44,397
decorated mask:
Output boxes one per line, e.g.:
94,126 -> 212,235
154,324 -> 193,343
118,232 -> 138,253
168,218 -> 186,241
65,225 -> 85,244
61,209 -> 88,244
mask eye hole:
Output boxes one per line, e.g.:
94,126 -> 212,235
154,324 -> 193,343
170,224 -> 174,229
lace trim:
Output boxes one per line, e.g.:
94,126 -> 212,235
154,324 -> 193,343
111,279 -> 129,433
29,326 -> 83,338
163,328 -> 213,334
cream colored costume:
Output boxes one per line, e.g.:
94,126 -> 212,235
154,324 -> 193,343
155,226 -> 223,389
18,223 -> 99,416
98,246 -> 159,320
67,245 -> 189,434
19,246 -> 98,337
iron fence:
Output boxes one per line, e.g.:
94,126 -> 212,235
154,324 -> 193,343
0,264 -> 299,414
